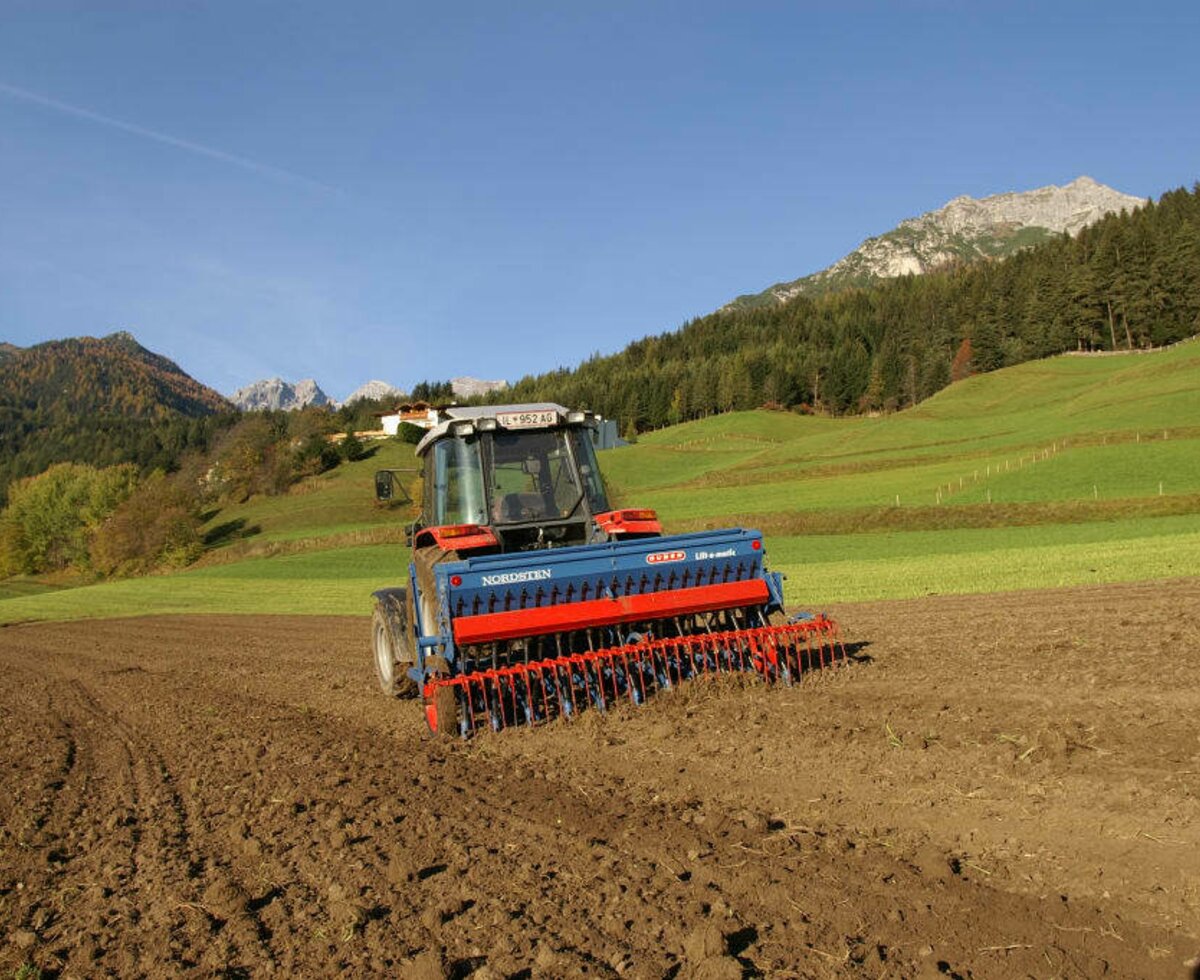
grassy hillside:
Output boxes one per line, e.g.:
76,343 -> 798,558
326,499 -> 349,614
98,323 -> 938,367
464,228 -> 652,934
604,339 -> 1200,521
1,342 -> 1197,623
197,438 -> 420,557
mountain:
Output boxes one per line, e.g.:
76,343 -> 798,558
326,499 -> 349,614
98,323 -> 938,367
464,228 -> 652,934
230,377 -> 331,411
0,331 -> 235,503
728,176 -> 1148,309
452,376 -> 507,398
342,380 -> 405,405
0,331 -> 231,418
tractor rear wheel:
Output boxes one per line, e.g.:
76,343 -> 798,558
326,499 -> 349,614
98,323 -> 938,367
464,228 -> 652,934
372,602 -> 417,698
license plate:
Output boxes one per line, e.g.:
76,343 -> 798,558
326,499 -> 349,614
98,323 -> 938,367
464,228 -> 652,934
496,410 -> 560,428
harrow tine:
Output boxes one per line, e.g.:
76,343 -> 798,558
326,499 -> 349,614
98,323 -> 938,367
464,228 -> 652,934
521,668 -> 533,726
591,656 -> 607,712
833,625 -> 848,665
748,632 -> 766,683
629,648 -> 647,704
564,660 -> 578,716
538,664 -> 552,721
733,632 -> 749,673
624,647 -> 643,705
464,678 -> 478,733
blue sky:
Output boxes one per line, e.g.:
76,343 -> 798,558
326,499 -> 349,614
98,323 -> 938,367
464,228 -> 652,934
2,1 -> 1197,400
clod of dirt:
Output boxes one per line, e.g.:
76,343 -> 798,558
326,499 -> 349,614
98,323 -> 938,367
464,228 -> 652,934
386,853 -> 414,885
1038,724 -> 1071,759
10,928 -> 37,949
201,879 -> 247,920
403,949 -> 447,980
684,922 -> 727,961
733,809 -> 768,834
909,843 -> 951,881
534,944 -> 564,972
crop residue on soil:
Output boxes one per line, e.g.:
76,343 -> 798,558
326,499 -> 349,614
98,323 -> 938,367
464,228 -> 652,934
1,579 -> 1198,978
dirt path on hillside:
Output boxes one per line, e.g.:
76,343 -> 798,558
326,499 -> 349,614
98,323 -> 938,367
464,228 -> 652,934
1,581 -> 1198,978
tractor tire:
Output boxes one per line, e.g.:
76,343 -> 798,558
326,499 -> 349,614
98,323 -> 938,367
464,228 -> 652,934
371,602 -> 417,698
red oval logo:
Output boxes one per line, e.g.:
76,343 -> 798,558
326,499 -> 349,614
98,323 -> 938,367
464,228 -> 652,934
646,550 -> 686,564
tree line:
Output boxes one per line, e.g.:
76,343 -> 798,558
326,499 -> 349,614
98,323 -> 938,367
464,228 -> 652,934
483,183 -> 1200,430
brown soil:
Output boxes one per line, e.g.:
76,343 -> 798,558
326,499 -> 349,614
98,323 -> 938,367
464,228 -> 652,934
1,580 -> 1198,979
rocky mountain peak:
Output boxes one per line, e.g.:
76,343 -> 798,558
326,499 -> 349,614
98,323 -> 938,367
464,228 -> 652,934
342,379 -> 406,405
452,376 -> 507,398
230,377 -> 331,412
727,176 -> 1147,309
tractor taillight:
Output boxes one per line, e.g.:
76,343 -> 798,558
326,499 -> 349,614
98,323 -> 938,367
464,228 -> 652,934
440,524 -> 487,538
594,508 -> 663,537
416,524 -> 500,552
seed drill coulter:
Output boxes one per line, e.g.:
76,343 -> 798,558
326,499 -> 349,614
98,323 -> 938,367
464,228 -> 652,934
371,405 -> 843,735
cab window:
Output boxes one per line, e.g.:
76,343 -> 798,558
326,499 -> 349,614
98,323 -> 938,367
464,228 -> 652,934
490,430 -> 581,523
428,436 -> 486,526
569,429 -> 611,514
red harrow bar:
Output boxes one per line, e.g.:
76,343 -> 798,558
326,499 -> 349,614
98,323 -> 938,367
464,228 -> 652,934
422,615 -> 844,735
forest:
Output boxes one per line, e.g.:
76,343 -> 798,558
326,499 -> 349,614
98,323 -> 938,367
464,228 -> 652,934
490,184 -> 1200,432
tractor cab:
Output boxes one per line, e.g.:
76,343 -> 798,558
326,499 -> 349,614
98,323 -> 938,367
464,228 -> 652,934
412,404 -> 660,553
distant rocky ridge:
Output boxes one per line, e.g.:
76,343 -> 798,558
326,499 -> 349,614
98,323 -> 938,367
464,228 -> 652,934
728,176 -> 1148,309
229,375 -> 505,410
230,377 -> 331,412
342,380 -> 405,405
452,376 -> 506,398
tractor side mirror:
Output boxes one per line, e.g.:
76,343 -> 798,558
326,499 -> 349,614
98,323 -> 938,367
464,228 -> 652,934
374,470 -> 394,501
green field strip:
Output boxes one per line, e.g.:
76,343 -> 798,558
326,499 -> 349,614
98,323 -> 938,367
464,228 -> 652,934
780,530 -> 1200,606
945,440 -> 1200,505
0,544 -> 408,623
766,513 -> 1200,564
4,517 -> 1198,624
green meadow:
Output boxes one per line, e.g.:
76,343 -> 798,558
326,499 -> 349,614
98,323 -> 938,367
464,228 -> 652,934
1,341 -> 1197,623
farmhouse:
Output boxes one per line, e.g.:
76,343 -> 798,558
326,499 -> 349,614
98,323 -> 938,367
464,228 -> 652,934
375,401 -> 443,436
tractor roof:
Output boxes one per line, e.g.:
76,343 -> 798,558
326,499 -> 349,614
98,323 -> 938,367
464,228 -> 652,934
414,403 -> 573,455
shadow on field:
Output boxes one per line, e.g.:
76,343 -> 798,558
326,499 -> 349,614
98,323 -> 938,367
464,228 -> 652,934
841,639 -> 872,664
203,517 -> 261,547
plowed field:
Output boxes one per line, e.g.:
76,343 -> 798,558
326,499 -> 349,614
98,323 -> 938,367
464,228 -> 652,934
2,580 -> 1198,979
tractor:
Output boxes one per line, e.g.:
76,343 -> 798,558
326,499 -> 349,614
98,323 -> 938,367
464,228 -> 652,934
370,404 -> 842,735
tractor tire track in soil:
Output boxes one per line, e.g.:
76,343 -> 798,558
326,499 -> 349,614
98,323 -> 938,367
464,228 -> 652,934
1,580 -> 1198,978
